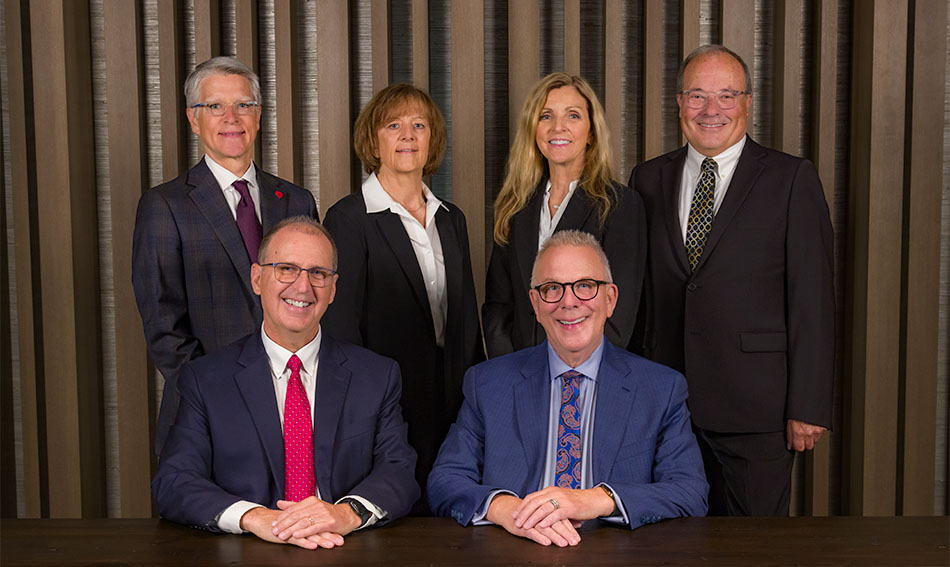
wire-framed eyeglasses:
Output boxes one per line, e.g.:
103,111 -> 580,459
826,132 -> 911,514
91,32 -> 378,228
261,262 -> 337,287
678,89 -> 749,110
190,101 -> 261,116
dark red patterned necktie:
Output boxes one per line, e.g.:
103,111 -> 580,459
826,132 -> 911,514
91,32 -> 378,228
283,355 -> 315,501
233,179 -> 262,264
555,369 -> 583,489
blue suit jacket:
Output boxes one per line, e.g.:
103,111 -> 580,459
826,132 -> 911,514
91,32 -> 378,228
152,332 -> 419,531
427,340 -> 707,529
132,159 -> 318,453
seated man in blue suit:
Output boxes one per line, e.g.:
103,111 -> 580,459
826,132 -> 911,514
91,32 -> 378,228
153,216 -> 419,550
429,230 -> 707,546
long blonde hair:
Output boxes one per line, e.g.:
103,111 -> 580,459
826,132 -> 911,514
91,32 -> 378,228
493,73 -> 615,245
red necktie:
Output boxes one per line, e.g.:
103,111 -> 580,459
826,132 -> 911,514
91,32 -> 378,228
283,355 -> 315,501
233,179 -> 262,264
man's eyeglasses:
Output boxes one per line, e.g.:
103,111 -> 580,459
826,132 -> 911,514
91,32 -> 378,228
261,262 -> 336,287
678,89 -> 749,110
190,101 -> 261,116
532,279 -> 609,303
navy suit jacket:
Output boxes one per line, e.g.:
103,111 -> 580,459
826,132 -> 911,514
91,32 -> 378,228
482,180 -> 647,358
427,340 -> 707,529
152,332 -> 419,531
132,159 -> 318,453
628,138 -> 834,433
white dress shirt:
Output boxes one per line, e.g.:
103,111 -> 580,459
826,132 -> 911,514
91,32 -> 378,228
362,172 -> 448,347
217,326 -> 383,533
677,136 -> 746,241
538,179 -> 580,250
204,154 -> 262,223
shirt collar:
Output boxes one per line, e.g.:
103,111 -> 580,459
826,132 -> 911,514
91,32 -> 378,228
545,336 -> 605,382
204,154 -> 257,191
685,135 -> 746,177
362,172 -> 446,221
260,324 -> 322,379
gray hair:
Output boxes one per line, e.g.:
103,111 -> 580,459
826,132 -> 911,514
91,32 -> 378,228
531,230 -> 613,286
258,216 -> 338,270
184,56 -> 261,107
676,44 -> 752,93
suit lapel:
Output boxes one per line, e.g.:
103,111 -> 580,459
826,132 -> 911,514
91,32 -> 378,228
693,137 -> 766,273
187,160 -> 256,299
371,211 -> 434,326
258,168 -> 291,232
661,148 -> 691,275
514,346 -> 550,493
591,342 -> 637,480
436,207 -> 462,349
511,182 -> 545,296
554,183 -> 596,232
233,334 -> 286,495
312,337 -> 351,501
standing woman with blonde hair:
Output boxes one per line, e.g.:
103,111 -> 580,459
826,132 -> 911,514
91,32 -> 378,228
483,72 -> 646,357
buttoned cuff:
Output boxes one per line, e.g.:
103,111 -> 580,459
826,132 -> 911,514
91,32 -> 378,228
218,501 -> 264,534
472,489 -> 518,525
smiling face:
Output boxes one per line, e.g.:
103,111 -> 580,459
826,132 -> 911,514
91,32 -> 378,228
251,227 -> 337,352
678,52 -> 751,157
186,73 -> 261,175
530,243 -> 617,367
376,102 -> 430,179
535,86 -> 591,177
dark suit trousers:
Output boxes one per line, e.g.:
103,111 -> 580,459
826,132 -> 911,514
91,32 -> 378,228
693,426 -> 794,516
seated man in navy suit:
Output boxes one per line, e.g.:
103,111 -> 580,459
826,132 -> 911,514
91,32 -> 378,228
428,230 -> 707,546
153,216 -> 419,550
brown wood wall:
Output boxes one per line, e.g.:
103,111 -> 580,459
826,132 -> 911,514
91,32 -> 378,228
1,0 -> 947,519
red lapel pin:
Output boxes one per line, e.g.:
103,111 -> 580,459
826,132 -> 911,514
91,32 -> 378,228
275,190 -> 283,199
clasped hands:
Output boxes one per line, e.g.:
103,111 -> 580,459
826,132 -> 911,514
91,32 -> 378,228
239,496 -> 361,550
487,486 -> 615,547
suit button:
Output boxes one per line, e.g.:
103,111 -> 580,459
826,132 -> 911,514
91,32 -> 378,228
687,283 -> 697,291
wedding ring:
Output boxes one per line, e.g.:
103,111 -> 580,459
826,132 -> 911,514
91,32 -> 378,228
308,516 -> 315,526
549,498 -> 559,510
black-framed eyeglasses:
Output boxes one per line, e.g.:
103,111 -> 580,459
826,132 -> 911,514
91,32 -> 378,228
190,101 -> 261,116
532,279 -> 609,303
261,262 -> 337,287
678,89 -> 749,110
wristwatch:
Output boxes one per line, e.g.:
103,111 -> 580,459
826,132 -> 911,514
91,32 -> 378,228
342,497 -> 373,528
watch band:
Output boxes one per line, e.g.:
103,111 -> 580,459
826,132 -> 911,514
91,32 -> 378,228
599,484 -> 620,517
343,497 -> 373,528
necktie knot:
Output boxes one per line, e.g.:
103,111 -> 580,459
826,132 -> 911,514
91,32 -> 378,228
287,354 -> 302,376
701,157 -> 717,174
233,179 -> 252,202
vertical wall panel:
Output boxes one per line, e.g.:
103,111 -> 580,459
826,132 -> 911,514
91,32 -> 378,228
508,0 -> 539,141
564,0 -> 580,75
274,1 -> 299,182
604,0 -> 623,172
316,0 -> 351,208
720,0 -> 755,72
772,0 -> 802,154
846,0 -> 907,516
158,0 -> 187,181
412,0 -> 429,89
451,0 -> 486,294
372,0 -> 389,92
29,0 -> 104,518
193,0 -> 220,63
234,0 -> 257,69
102,0 -> 152,517
899,0 -> 946,516
642,0 -> 663,160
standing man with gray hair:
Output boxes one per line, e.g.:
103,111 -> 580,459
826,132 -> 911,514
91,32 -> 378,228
133,56 -> 318,454
628,45 -> 834,516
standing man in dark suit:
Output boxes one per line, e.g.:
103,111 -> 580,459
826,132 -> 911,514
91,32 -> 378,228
428,230 -> 707,546
628,45 -> 834,516
133,56 -> 318,454
153,217 -> 419,549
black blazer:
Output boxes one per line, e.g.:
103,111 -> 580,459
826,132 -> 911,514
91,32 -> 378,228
628,138 -> 834,433
482,179 -> 647,358
132,159 -> 318,453
321,192 -> 485,491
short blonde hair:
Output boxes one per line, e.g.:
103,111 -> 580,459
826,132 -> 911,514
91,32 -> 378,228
353,84 -> 447,177
493,73 -> 616,245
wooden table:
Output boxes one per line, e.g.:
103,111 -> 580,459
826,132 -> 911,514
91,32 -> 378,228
2,516 -> 947,566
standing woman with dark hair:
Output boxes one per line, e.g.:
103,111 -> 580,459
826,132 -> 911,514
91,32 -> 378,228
321,84 -> 484,513
483,72 -> 646,358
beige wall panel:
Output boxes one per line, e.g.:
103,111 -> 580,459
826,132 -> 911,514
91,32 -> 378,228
412,0 -> 428,89
372,0 -> 390,92
158,0 -> 187,180
604,0 -> 622,173
193,0 -> 221,63
234,0 -> 258,70
680,0 -> 700,147
643,0 -> 664,161
274,1 -> 299,182
6,0 -> 41,518
773,0 -> 802,154
900,0 -> 947,516
29,0 -> 103,518
103,0 -> 152,518
564,0 -> 580,76
720,0 -> 755,71
317,0 -> 352,208
508,0 -> 539,142
847,0 -> 907,516
451,0 -> 486,296
813,0 -> 838,209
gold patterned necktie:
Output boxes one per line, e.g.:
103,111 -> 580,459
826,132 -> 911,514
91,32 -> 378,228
685,157 -> 717,271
